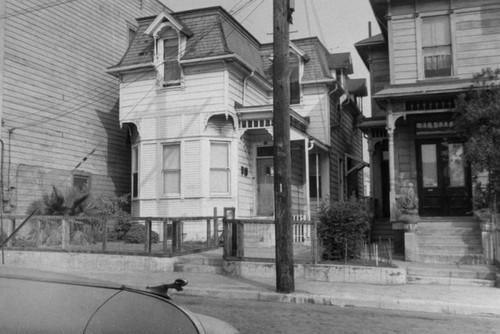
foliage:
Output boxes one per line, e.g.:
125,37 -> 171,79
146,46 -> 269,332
92,193 -> 131,241
318,198 -> 371,261
26,185 -> 97,216
473,182 -> 490,210
123,224 -> 159,244
454,68 -> 500,210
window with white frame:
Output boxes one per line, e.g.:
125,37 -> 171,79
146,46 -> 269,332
132,146 -> 139,198
422,15 -> 452,78
157,26 -> 182,87
162,143 -> 181,195
210,142 -> 230,195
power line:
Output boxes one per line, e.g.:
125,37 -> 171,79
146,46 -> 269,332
0,0 -> 80,20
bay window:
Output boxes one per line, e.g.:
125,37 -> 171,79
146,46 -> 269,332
210,142 -> 230,195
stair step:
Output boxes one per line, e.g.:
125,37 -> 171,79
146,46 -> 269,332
174,263 -> 222,274
418,228 -> 480,236
407,265 -> 496,280
418,221 -> 479,229
408,275 -> 495,287
417,245 -> 483,254
418,236 -> 482,245
418,253 -> 487,265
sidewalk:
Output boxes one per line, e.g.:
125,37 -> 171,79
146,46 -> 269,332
55,267 -> 500,318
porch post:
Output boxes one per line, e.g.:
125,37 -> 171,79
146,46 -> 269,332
387,107 -> 397,222
304,139 -> 311,220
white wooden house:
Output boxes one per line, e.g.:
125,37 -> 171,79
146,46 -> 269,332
108,7 -> 367,220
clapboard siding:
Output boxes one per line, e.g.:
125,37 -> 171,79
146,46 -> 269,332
183,140 -> 202,198
455,7 -> 500,76
237,134 -> 254,217
1,0 -> 167,213
296,86 -> 330,143
120,67 -> 226,121
391,19 -> 418,84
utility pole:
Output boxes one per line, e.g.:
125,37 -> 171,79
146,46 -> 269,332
273,0 -> 294,293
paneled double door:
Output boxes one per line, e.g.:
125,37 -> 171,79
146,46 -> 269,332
416,140 -> 472,216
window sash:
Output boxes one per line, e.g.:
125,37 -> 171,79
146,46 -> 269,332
163,38 -> 181,85
210,142 -> 230,194
163,144 -> 181,195
422,15 -> 452,78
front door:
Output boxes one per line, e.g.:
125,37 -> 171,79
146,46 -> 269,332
417,140 -> 471,216
257,157 -> 274,216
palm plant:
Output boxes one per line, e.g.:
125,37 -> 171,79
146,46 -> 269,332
26,186 -> 98,247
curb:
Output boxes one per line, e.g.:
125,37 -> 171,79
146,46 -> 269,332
181,288 -> 500,318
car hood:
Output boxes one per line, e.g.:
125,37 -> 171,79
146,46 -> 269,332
194,313 -> 239,334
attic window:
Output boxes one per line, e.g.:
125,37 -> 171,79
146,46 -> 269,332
156,26 -> 182,87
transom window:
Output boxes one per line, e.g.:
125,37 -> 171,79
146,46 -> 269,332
422,15 -> 452,78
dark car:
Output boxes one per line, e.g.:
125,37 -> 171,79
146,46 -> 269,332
0,266 -> 238,334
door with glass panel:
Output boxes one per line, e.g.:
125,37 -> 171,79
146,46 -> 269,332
417,140 -> 471,216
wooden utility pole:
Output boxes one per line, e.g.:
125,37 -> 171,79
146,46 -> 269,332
273,0 -> 294,293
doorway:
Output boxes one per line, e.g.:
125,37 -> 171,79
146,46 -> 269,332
256,157 -> 274,216
416,140 -> 471,216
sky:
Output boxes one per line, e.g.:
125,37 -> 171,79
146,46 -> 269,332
162,0 -> 380,109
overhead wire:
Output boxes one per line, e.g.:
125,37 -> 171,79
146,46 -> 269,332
0,0 -> 80,20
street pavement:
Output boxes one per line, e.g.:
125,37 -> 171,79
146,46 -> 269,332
53,266 -> 500,318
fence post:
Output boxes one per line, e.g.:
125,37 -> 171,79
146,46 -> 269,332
213,207 -> 218,246
163,218 -> 169,254
206,218 -> 211,248
62,218 -> 70,250
223,208 -> 235,259
236,221 -> 244,258
172,219 -> 182,254
145,219 -> 152,253
311,220 -> 318,264
102,218 -> 108,252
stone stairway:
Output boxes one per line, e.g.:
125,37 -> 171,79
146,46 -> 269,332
417,217 -> 486,265
410,217 -> 497,287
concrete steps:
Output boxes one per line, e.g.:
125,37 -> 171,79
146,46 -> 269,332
174,253 -> 223,274
417,217 -> 486,265
407,263 -> 497,287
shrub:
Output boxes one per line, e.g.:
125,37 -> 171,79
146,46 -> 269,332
124,224 -> 159,244
318,198 -> 371,261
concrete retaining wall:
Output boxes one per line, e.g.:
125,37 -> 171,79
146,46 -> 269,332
2,251 -> 179,272
223,261 -> 407,285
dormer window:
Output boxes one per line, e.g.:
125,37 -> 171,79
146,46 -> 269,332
156,26 -> 182,87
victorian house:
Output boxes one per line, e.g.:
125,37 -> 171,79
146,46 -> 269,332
357,0 -> 500,265
107,7 -> 367,220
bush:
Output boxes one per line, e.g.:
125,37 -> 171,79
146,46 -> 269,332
124,224 -> 159,244
318,198 -> 371,261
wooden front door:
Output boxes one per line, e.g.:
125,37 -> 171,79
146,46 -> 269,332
257,157 -> 274,216
417,140 -> 471,216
